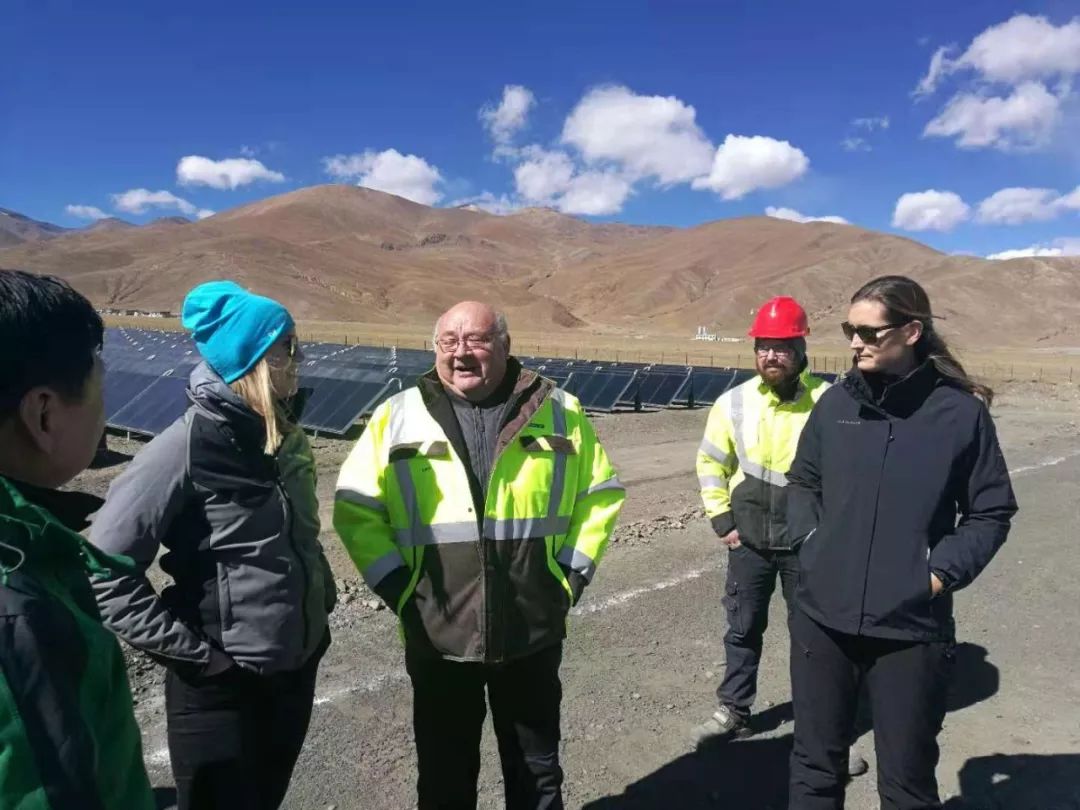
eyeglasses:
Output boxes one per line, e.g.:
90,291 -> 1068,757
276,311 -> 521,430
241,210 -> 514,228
841,321 -> 909,345
285,335 -> 299,359
754,345 -> 795,358
435,334 -> 495,352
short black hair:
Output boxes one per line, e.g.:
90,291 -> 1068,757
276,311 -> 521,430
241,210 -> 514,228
0,269 -> 104,418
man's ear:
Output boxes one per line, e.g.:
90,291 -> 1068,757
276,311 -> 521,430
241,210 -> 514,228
16,387 -> 54,454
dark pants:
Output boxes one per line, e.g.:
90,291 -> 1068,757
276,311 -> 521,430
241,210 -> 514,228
165,639 -> 326,810
406,642 -> 564,810
716,543 -> 798,717
788,607 -> 954,810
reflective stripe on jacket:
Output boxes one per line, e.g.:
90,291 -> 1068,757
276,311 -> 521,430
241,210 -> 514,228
697,369 -> 829,550
334,366 -> 625,663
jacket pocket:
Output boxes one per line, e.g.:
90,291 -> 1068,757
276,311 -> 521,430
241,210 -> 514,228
722,580 -> 745,635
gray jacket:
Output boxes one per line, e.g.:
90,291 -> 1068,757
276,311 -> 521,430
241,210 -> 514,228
89,362 -> 335,676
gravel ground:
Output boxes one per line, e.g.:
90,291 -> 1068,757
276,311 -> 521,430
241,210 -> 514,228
72,381 -> 1080,810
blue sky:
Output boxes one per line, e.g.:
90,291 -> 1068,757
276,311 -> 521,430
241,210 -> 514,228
3,0 -> 1079,258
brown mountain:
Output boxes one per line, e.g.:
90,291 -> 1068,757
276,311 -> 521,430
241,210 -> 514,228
0,184 -> 1077,345
0,207 -> 69,247
87,217 -> 137,232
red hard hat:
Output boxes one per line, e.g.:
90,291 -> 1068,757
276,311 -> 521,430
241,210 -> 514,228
748,296 -> 810,338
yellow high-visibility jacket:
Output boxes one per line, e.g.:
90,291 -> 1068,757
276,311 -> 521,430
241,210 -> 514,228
334,366 -> 625,663
697,369 -> 829,549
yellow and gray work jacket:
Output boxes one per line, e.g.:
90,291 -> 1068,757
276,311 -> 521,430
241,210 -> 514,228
334,366 -> 625,663
697,369 -> 830,550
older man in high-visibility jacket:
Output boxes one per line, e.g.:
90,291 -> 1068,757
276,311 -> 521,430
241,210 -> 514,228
334,301 -> 624,810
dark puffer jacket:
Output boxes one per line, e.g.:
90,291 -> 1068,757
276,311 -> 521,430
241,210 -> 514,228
787,362 -> 1018,641
90,362 -> 336,676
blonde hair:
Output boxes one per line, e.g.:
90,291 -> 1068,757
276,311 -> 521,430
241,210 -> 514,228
229,357 -> 293,455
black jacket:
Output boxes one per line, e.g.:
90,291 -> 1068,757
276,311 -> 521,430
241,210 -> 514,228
787,362 -> 1018,641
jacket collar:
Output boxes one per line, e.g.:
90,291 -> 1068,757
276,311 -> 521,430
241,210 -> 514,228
844,360 -> 940,417
188,361 -> 269,454
0,475 -> 121,577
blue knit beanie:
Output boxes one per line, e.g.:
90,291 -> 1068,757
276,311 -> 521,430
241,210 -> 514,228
181,281 -> 294,383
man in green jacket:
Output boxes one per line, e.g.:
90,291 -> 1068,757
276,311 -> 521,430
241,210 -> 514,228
0,269 -> 155,809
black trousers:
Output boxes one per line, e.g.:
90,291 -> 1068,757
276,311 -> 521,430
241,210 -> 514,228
165,637 -> 326,810
716,544 -> 798,716
406,642 -> 564,810
788,607 -> 954,810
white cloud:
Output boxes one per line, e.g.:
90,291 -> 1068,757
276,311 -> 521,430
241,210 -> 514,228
692,135 -> 809,200
514,149 -> 576,202
987,237 -> 1080,259
915,45 -> 956,97
852,116 -> 890,131
65,204 -> 108,220
987,245 -> 1064,259
923,81 -> 1062,150
480,85 -> 536,146
915,15 -> 1080,152
1058,186 -> 1080,211
892,189 -> 970,232
953,14 -> 1080,86
511,147 -> 631,215
561,85 -> 715,184
197,209 -> 215,220
322,149 -> 444,205
557,171 -> 633,216
765,206 -> 849,225
841,137 -> 871,152
177,155 -> 285,190
112,188 -> 201,217
975,187 -> 1061,224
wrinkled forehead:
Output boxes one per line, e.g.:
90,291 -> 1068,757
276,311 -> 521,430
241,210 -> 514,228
437,306 -> 498,336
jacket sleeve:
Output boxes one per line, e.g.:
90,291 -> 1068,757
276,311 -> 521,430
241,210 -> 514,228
697,398 -> 739,537
929,404 -> 1018,590
0,608 -> 107,809
88,420 -> 228,673
555,410 -> 626,590
786,402 -> 824,547
333,403 -> 408,610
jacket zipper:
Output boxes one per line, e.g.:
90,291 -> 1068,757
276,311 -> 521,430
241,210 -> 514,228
857,417 -> 893,634
472,404 -> 489,660
479,393 -> 545,663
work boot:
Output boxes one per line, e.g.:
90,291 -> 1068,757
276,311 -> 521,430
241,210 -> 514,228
691,704 -> 750,747
848,749 -> 869,777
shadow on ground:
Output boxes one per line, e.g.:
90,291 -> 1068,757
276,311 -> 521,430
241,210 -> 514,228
584,643 -> 1004,809
943,753 -> 1080,809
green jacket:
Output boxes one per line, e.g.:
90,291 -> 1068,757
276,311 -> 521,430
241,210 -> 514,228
0,475 -> 154,810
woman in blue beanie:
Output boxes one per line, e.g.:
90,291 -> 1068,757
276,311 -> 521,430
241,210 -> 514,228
89,281 -> 337,810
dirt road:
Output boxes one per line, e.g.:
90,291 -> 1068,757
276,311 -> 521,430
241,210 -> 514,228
85,384 -> 1080,809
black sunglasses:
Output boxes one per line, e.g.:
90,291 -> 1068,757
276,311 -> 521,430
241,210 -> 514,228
841,321 -> 909,345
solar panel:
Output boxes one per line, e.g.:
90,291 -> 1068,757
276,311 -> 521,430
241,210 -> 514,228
687,370 -> 736,406
300,377 -> 407,435
104,371 -> 158,420
573,370 -> 636,412
109,375 -> 190,435
636,371 -> 691,407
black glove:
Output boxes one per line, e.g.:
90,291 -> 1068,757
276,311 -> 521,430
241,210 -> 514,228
559,564 -> 588,606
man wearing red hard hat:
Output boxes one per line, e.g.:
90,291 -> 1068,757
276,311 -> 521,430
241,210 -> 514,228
692,297 -> 865,774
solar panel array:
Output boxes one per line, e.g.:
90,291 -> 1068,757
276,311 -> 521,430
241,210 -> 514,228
102,328 -> 837,438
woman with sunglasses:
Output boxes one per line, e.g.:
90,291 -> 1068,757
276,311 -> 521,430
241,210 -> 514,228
89,281 -> 336,810
786,275 -> 1017,809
